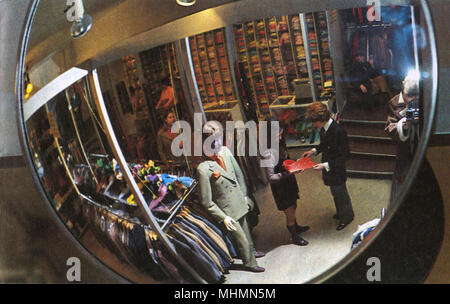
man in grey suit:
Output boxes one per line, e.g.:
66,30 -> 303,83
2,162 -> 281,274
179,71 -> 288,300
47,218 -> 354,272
197,143 -> 265,273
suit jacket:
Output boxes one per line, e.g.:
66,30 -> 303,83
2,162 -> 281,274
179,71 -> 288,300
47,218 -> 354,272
197,146 -> 252,223
350,61 -> 378,90
170,227 -> 222,283
317,120 -> 350,186
184,213 -> 232,261
189,211 -> 238,258
180,217 -> 232,268
175,223 -> 224,272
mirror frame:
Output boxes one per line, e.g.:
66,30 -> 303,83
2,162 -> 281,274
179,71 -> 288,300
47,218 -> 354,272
16,0 -> 438,283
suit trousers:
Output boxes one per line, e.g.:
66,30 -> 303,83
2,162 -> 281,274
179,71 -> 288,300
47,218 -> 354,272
230,215 -> 258,268
330,183 -> 354,224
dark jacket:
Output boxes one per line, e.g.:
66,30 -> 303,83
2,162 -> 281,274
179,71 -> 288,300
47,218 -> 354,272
350,61 -> 379,90
317,120 -> 350,186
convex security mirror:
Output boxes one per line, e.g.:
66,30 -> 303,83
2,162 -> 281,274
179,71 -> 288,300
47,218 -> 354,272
19,0 -> 437,283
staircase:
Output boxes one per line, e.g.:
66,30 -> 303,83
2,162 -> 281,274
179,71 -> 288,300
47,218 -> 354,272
339,94 -> 396,179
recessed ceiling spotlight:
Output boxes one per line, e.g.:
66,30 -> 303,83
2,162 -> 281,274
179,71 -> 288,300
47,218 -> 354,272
176,0 -> 196,7
71,14 -> 93,39
65,0 -> 93,39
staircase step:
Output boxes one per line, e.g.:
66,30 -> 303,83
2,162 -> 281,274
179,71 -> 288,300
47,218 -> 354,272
346,154 -> 395,173
342,121 -> 388,138
340,103 -> 390,122
349,138 -> 397,156
347,169 -> 393,179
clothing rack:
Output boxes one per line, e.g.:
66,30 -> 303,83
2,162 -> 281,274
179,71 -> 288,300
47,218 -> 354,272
74,163 -> 91,168
161,180 -> 198,231
79,193 -> 146,228
345,23 -> 392,30
79,178 -> 198,231
87,153 -> 110,159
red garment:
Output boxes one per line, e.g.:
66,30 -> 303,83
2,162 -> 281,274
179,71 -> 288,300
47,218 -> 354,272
167,129 -> 175,140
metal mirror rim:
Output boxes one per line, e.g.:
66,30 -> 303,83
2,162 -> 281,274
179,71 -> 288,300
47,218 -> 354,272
15,0 -> 438,284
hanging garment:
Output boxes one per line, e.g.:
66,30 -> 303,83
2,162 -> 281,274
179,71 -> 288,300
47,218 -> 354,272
97,211 -> 127,263
186,207 -> 238,258
170,227 -> 223,283
370,31 -> 393,72
178,217 -> 232,270
106,215 -> 135,266
175,222 -> 225,272
153,235 -> 192,283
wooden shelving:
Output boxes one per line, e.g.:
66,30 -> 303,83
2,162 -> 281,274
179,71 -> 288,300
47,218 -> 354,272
121,55 -> 147,118
232,12 -> 335,117
139,44 -> 176,112
304,13 -> 323,93
189,28 -> 239,124
314,12 -> 335,92
189,29 -> 237,106
288,15 -> 309,84
269,99 -> 330,148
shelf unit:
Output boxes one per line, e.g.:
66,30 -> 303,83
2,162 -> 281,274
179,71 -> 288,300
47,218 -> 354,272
269,99 -> 329,148
288,15 -> 309,84
233,23 -> 260,116
121,55 -> 148,119
304,13 -> 324,94
189,29 -> 236,103
139,42 -> 191,123
266,17 -> 289,97
314,11 -> 335,91
189,28 -> 239,124
139,45 -> 171,128
232,12 -> 335,116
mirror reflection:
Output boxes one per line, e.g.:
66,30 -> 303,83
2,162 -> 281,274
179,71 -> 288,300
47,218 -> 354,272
23,1 -> 430,283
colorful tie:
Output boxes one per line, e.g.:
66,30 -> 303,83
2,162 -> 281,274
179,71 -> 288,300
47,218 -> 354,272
216,156 -> 226,171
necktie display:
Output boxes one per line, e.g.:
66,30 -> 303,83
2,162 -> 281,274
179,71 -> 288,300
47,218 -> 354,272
216,156 -> 226,171
71,155 -> 238,283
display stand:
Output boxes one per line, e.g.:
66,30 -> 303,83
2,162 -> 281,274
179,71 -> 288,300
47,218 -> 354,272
91,69 -> 207,284
269,98 -> 329,148
232,12 -> 337,113
189,28 -> 240,124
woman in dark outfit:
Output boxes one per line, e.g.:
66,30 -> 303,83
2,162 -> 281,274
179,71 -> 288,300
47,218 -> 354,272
261,121 -> 309,246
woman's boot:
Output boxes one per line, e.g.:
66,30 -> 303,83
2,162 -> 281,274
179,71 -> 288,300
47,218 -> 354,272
287,225 -> 309,246
295,220 -> 310,234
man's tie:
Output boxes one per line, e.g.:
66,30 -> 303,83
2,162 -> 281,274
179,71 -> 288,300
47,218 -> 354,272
320,127 -> 325,139
216,156 -> 227,171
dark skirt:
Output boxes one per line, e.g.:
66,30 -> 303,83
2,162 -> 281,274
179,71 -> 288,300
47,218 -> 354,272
270,158 -> 300,211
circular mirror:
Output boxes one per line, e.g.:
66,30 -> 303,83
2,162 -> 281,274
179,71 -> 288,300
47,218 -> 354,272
18,0 -> 437,283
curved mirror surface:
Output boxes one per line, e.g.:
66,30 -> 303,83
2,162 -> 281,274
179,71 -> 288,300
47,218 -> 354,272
22,0 -> 436,283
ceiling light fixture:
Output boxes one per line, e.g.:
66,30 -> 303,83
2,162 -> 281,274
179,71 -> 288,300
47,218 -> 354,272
176,0 -> 196,7
65,0 -> 93,39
